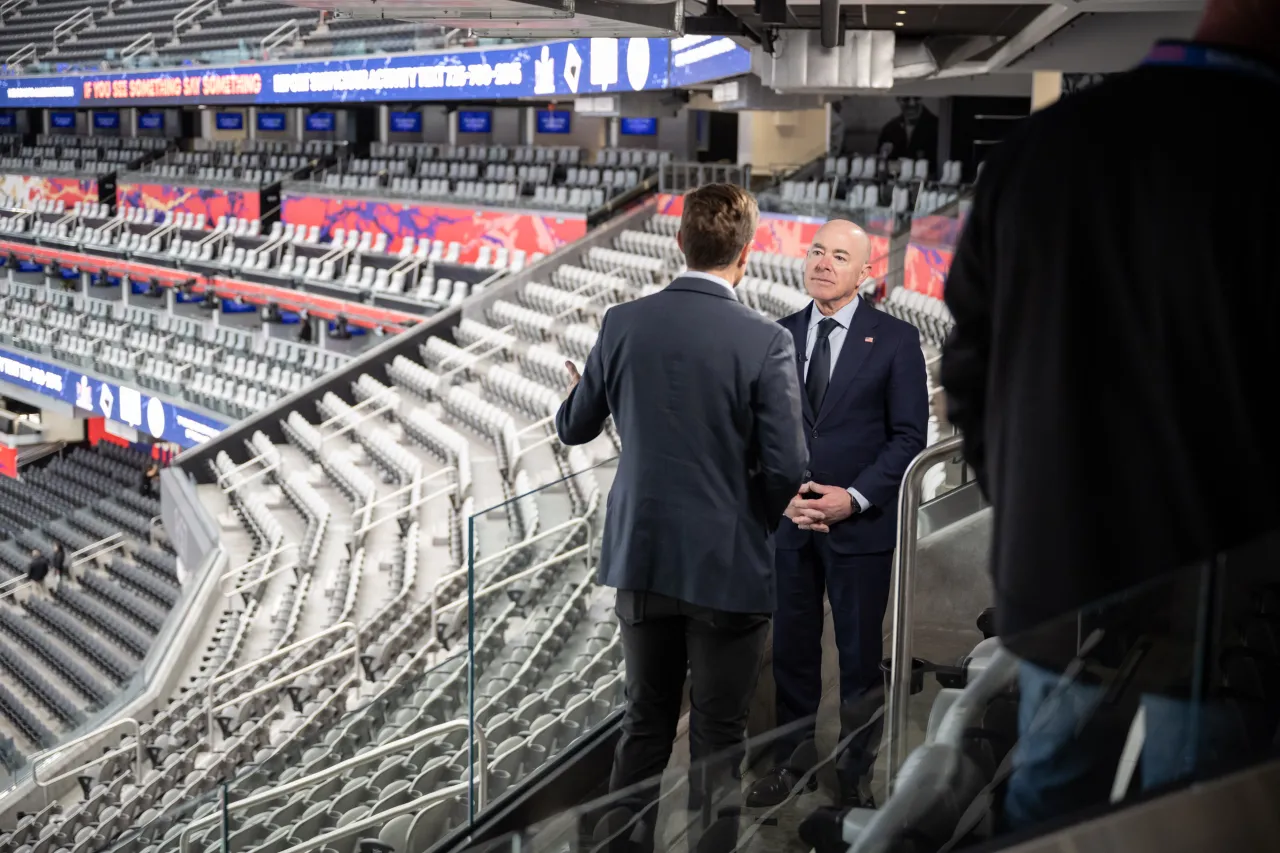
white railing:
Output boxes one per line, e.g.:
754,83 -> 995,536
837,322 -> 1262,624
0,0 -> 27,24
31,718 -> 145,803
172,0 -> 217,35
69,532 -> 128,571
178,719 -> 485,853
204,621 -> 360,748
52,7 -> 94,46
218,541 -> 298,599
120,32 -> 155,61
5,42 -> 35,68
260,19 -> 298,57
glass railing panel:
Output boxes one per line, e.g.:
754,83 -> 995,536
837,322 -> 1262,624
467,454 -> 619,820
452,543 -> 1280,853
875,547 -> 1280,853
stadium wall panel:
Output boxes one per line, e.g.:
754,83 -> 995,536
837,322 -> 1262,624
280,192 -> 588,263
118,182 -> 261,223
0,174 -> 98,206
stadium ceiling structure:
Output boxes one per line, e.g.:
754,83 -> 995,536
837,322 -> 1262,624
283,0 -> 1205,76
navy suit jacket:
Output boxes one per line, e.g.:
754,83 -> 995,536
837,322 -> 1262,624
556,276 -> 808,614
777,300 -> 929,555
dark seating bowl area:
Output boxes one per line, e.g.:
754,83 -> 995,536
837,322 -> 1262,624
0,444 -> 179,789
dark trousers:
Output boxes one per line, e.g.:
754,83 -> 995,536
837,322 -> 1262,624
772,540 -> 892,783
610,590 -> 770,842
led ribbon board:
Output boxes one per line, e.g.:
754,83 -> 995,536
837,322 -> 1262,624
0,37 -> 752,108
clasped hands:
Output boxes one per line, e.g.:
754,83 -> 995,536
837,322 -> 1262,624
785,482 -> 855,533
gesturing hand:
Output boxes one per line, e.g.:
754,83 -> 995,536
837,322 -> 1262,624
790,482 -> 856,533
565,360 -> 581,392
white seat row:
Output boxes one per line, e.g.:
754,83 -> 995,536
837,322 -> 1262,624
71,201 -> 110,218
533,185 -> 604,211
212,216 -> 262,237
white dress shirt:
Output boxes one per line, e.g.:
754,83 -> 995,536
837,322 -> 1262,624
804,296 -> 871,513
680,269 -> 737,298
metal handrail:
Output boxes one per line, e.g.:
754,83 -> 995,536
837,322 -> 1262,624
5,42 -> 35,67
427,515 -> 592,640
68,532 -> 123,561
354,482 -> 454,538
515,413 -> 555,437
260,19 -> 298,57
31,717 -> 143,802
0,574 -> 27,593
319,399 -> 398,444
120,32 -> 154,60
0,578 -> 29,602
172,0 -> 216,34
437,323 -> 517,384
0,0 -> 26,21
216,454 -> 278,490
221,540 -> 300,594
352,465 -> 455,517
204,621 -> 359,748
435,541 -> 592,628
279,784 -> 469,853
70,534 -> 128,570
52,7 -> 93,45
177,718 -> 486,853
885,433 -> 966,790
221,551 -> 299,600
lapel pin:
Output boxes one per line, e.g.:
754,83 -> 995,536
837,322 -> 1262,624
865,337 -> 874,343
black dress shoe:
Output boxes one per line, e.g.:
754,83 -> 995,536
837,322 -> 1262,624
797,805 -> 853,853
744,767 -> 817,808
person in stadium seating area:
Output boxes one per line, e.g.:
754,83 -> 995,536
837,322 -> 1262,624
49,542 -> 65,581
942,0 -> 1280,831
297,310 -> 314,344
141,463 -> 160,499
25,548 -> 49,593
556,183 -> 807,850
746,220 -> 928,811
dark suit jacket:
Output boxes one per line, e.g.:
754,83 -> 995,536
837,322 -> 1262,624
777,301 -> 929,555
556,275 -> 808,614
26,556 -> 48,584
942,52 -> 1280,644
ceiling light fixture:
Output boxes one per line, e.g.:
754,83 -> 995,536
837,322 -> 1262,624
895,21 -> 904,26
897,9 -> 907,14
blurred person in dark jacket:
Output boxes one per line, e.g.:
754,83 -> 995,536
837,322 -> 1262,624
942,0 -> 1280,830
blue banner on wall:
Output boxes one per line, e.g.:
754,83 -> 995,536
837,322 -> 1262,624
305,111 -> 334,132
138,111 -> 165,130
389,110 -> 421,133
457,110 -> 491,133
215,111 -> 244,130
93,111 -> 119,129
620,116 -> 657,136
257,110 -> 286,131
0,113 -> 14,129
50,112 -> 75,128
536,110 -> 571,134
0,347 -> 225,447
0,37 -> 750,108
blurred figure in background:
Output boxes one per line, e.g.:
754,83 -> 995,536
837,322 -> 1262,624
943,0 -> 1280,830
25,548 -> 49,594
50,542 -> 65,582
